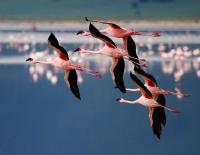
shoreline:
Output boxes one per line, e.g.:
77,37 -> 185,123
0,19 -> 200,30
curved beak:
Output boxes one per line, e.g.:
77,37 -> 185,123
26,58 -> 33,62
76,30 -> 84,35
74,48 -> 81,52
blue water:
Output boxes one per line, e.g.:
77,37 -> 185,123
0,42 -> 199,155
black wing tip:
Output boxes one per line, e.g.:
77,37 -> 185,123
76,95 -> 81,100
71,90 -> 81,100
48,32 -> 59,47
153,126 -> 162,139
154,133 -> 161,139
114,86 -> 126,93
120,88 -> 126,93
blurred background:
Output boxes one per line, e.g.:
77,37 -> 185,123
0,0 -> 200,155
0,0 -> 200,20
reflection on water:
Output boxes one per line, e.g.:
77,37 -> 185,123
24,45 -> 200,86
0,37 -> 200,88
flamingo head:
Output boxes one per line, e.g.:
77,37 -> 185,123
116,98 -> 124,103
74,48 -> 81,52
76,30 -> 85,35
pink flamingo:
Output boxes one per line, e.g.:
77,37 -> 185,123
117,72 -> 179,138
76,23 -> 146,66
26,33 -> 100,99
117,72 -> 179,113
75,23 -> 146,93
77,17 -> 160,49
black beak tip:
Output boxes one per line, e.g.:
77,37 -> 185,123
26,58 -> 33,62
74,48 -> 81,52
76,30 -> 84,35
116,98 -> 121,102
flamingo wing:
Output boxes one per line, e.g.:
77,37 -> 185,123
48,33 -> 69,60
152,94 -> 166,139
85,17 -> 121,29
134,66 -> 157,87
130,72 -> 152,99
64,70 -> 81,99
125,36 -> 140,66
89,23 -> 117,48
113,58 -> 126,93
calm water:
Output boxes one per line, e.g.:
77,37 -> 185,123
0,41 -> 200,155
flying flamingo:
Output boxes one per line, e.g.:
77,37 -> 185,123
75,23 -> 146,93
116,72 -> 179,138
77,17 -> 160,49
125,67 -> 189,138
117,72 -> 179,113
26,33 -> 100,99
76,23 -> 146,65
76,23 -> 129,93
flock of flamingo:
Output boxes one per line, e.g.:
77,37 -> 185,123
26,17 -> 189,139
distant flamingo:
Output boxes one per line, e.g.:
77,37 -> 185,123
78,17 -> 160,48
26,33 -> 100,99
77,17 -> 160,38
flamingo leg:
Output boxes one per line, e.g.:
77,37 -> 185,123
155,101 -> 179,113
149,107 -> 154,127
159,88 -> 190,97
69,64 -> 101,78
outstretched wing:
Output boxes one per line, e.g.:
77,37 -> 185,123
152,94 -> 166,139
130,72 -> 152,99
113,58 -> 126,93
64,70 -> 81,99
89,23 -> 117,48
85,17 -> 121,29
126,36 -> 140,65
134,66 -> 157,87
48,33 -> 69,60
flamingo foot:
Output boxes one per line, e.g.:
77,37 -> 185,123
170,109 -> 180,114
